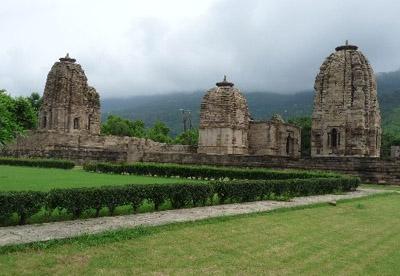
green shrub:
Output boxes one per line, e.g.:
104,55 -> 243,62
83,162 -> 340,180
214,177 -> 360,204
0,157 -> 75,169
0,176 -> 359,226
0,191 -> 46,224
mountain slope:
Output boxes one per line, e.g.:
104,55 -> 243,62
101,69 -> 400,135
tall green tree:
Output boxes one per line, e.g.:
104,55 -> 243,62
0,90 -> 37,145
146,121 -> 172,143
14,97 -> 38,129
27,92 -> 42,114
174,128 -> 198,146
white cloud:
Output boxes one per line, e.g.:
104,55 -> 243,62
1,0 -> 400,97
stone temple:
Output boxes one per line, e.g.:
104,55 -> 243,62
198,76 -> 301,157
39,54 -> 101,135
198,76 -> 250,154
4,47 -> 400,184
311,42 -> 381,157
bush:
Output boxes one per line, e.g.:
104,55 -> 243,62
0,191 -> 46,224
83,162 -> 340,180
0,157 -> 75,169
0,176 -> 359,226
214,177 -> 360,204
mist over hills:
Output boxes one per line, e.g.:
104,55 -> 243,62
102,69 -> 400,135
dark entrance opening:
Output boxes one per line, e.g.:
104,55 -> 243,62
286,134 -> 294,156
331,128 -> 338,148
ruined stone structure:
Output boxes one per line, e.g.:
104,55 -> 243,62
198,77 -> 250,155
311,42 -> 381,157
5,45 -> 400,184
39,54 -> 101,135
248,114 -> 300,156
198,77 -> 301,157
2,54 -> 194,163
2,130 -> 194,164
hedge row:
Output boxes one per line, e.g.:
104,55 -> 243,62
83,162 -> 340,180
0,157 -> 75,169
0,177 -> 359,225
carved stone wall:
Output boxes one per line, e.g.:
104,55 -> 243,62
248,115 -> 301,158
198,77 -> 250,155
198,78 -> 300,156
1,131 -> 195,164
312,43 -> 381,157
39,54 -> 101,135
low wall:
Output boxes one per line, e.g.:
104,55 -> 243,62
0,130 -> 195,164
2,130 -> 400,184
143,152 -> 400,185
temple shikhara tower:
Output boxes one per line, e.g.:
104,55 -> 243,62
39,54 -> 101,135
311,42 -> 381,157
198,76 -> 301,157
198,76 -> 250,154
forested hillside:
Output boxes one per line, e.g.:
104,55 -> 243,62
102,69 -> 400,135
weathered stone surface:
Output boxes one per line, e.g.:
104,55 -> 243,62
198,77 -> 300,157
39,54 -> 101,135
198,77 -> 250,155
248,115 -> 301,157
391,146 -> 400,159
311,43 -> 381,157
1,131 -> 195,164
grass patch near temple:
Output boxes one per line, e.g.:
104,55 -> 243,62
0,165 -> 196,192
361,183 -> 400,191
0,193 -> 399,274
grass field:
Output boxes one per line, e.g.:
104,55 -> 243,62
0,165 -> 194,191
0,193 -> 399,275
361,184 -> 400,191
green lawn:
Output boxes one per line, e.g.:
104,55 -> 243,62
0,194 -> 399,275
0,165 -> 193,191
361,183 -> 400,191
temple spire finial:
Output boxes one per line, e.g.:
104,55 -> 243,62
335,40 -> 358,51
59,53 -> 76,63
216,75 -> 234,87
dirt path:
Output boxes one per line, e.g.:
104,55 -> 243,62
0,189 -> 387,247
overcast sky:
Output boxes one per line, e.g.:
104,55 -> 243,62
1,0 -> 400,97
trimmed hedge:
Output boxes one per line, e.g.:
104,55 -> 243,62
0,157 -> 75,169
83,162 -> 340,180
0,177 -> 359,225
0,191 -> 46,225
214,177 -> 360,203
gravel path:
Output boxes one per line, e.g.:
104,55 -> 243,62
0,188 -> 387,247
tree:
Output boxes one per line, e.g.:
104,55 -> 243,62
0,90 -> 22,145
0,90 -> 41,145
288,116 -> 311,157
101,115 -> 146,138
174,128 -> 198,146
146,121 -> 172,143
14,97 -> 38,129
380,129 -> 400,158
27,92 -> 42,114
